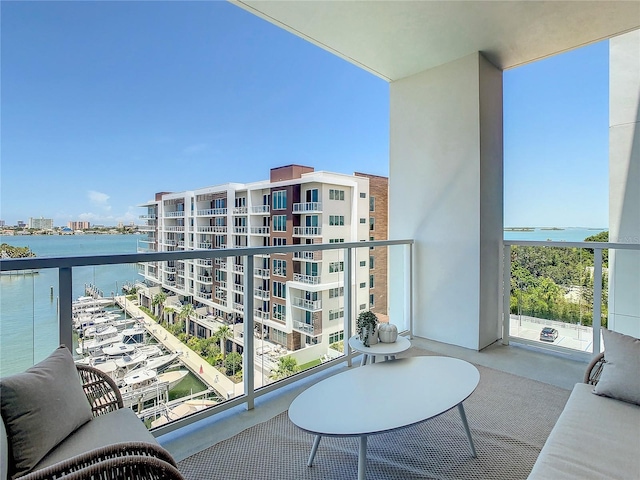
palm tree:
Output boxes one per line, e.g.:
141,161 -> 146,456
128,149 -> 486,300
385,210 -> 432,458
270,356 -> 299,381
151,292 -> 167,319
163,306 -> 175,325
177,302 -> 195,322
215,325 -> 233,360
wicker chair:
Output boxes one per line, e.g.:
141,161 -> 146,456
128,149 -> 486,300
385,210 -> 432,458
584,351 -> 606,385
12,364 -> 185,480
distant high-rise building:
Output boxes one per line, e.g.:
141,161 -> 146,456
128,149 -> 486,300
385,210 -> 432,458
68,221 -> 91,230
0,220 -> 5,227
17,221 -> 26,228
137,164 -> 389,355
28,217 -> 53,230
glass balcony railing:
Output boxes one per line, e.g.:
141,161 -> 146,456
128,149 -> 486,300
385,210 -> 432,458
0,239 -> 414,436
502,240 -> 639,357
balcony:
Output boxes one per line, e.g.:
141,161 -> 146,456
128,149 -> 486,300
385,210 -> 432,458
197,259 -> 212,267
137,225 -> 156,232
164,211 -> 184,218
250,226 -> 270,235
197,275 -> 212,283
293,226 -> 322,237
250,205 -> 270,214
293,250 -> 322,261
197,226 -> 227,233
292,320 -> 316,335
233,302 -> 244,312
254,288 -> 270,300
139,214 -> 157,219
197,243 -> 213,249
196,208 -> 227,216
232,264 -> 244,274
291,297 -> 322,311
165,226 -> 185,232
233,226 -> 248,234
233,283 -> 244,293
292,273 -> 321,285
292,202 -> 322,213
196,291 -> 213,300
253,267 -> 270,278
254,309 -> 269,321
232,206 -> 248,215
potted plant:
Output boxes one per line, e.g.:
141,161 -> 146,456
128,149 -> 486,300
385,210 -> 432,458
356,310 -> 379,347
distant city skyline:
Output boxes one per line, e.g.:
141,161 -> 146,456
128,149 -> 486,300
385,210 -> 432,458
2,2 -> 609,228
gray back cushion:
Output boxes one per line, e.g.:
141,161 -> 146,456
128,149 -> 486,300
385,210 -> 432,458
593,329 -> 640,405
0,346 -> 93,478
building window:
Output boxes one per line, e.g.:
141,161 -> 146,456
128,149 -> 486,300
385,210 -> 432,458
329,331 -> 344,344
370,235 -> 375,249
369,256 -> 374,269
370,274 -> 374,288
235,197 -> 246,207
272,259 -> 287,276
369,217 -> 375,231
360,192 -> 366,198
359,303 -> 366,310
359,218 -> 366,224
370,196 -> 375,212
359,282 -> 366,288
329,238 -> 344,243
329,261 -> 344,273
329,287 -> 344,298
329,215 -> 345,226
273,281 -> 286,299
329,189 -> 345,200
329,308 -> 344,321
272,303 -> 286,321
273,215 -> 287,232
360,260 -> 366,267
272,190 -> 287,210
273,237 -> 287,247
370,294 -> 375,307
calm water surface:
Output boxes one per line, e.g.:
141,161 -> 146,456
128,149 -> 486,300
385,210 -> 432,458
0,234 -> 139,376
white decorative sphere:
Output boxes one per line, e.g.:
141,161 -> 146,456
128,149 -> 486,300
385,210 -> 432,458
378,323 -> 398,343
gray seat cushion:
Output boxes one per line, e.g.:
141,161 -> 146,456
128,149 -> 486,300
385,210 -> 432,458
32,408 -> 158,472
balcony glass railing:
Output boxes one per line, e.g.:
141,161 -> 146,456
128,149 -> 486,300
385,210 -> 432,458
291,297 -> 322,311
249,205 -> 270,214
293,226 -> 322,236
0,239 -> 413,437
196,208 -> 227,216
502,240 -> 639,358
292,202 -> 322,212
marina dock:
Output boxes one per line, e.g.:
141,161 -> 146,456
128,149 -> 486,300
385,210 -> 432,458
114,296 -> 242,399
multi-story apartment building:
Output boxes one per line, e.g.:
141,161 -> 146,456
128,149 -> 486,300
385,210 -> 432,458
137,165 -> 388,357
68,221 -> 91,230
28,217 -> 53,230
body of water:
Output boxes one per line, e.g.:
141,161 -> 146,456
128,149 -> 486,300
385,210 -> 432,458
0,234 -> 140,376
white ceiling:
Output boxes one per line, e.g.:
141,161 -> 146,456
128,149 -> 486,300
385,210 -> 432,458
233,1 -> 640,81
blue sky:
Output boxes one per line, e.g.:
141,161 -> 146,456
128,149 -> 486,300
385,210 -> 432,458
1,2 -> 608,228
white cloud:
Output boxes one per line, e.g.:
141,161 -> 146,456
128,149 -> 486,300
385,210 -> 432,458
88,190 -> 111,212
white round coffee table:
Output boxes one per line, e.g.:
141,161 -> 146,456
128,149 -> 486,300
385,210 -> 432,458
288,356 -> 479,480
348,334 -> 411,365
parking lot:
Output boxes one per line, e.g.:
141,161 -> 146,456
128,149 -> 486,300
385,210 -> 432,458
509,314 -> 604,353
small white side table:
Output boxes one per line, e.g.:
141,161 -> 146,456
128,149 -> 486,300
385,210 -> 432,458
348,335 -> 411,366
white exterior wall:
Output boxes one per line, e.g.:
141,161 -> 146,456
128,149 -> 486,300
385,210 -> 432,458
609,30 -> 640,337
389,52 -> 503,350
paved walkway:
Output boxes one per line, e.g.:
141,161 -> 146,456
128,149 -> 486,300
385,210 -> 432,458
115,296 -> 242,398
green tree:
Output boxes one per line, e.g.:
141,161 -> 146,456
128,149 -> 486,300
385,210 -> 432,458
151,292 -> 167,319
223,351 -> 242,376
177,303 -> 195,323
270,356 -> 299,381
215,325 -> 233,360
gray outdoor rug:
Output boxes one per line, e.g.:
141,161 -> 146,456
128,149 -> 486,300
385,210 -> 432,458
178,355 -> 571,480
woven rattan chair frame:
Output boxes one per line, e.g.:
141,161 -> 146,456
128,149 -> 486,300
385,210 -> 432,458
76,363 -> 125,416
584,352 -> 606,385
16,443 -> 184,480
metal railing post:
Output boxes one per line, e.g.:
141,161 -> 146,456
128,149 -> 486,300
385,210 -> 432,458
408,242 -> 414,339
592,248 -> 603,355
502,245 -> 511,345
344,246 -> 353,367
243,254 -> 255,410
59,267 -> 73,350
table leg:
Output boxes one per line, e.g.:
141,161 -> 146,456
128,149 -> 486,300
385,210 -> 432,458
307,435 -> 322,466
358,435 -> 367,480
457,403 -> 477,458
360,354 -> 368,366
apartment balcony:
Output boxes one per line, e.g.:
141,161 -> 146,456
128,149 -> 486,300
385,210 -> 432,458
164,266 -> 177,274
254,309 -> 270,321
197,243 -> 213,249
233,283 -> 244,293
197,275 -> 213,283
177,241 -> 185,247
217,281 -> 227,289
293,226 -> 322,237
233,302 -> 244,313
254,288 -> 270,300
292,320 -> 317,335
196,208 -> 227,216
293,273 -> 321,285
164,240 -> 177,247
165,280 -> 176,287
197,226 -> 227,233
233,226 -> 248,234
232,207 -> 248,215
164,211 -> 184,218
137,224 -> 156,232
250,205 -> 270,214
292,202 -> 322,213
139,214 -> 157,219
250,226 -> 270,235
196,291 -> 213,300
291,297 -> 322,311
293,250 -> 323,261
165,226 -> 185,232
197,259 -> 213,267
232,264 -> 244,274
253,267 -> 270,278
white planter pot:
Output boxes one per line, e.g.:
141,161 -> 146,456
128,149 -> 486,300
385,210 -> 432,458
362,326 -> 378,347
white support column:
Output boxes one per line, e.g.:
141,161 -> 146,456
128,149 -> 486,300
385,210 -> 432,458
609,30 -> 640,337
389,52 -> 503,350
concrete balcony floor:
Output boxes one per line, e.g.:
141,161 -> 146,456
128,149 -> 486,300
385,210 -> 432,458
159,336 -> 587,463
